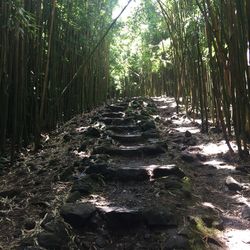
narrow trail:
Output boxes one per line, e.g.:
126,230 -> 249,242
0,97 -> 250,249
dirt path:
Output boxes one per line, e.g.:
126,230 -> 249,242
0,97 -> 250,249
154,97 -> 250,250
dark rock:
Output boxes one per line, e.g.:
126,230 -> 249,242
108,132 -> 145,144
144,208 -> 177,228
66,191 -> 82,203
0,188 -> 21,198
236,165 -> 250,174
185,130 -> 192,137
89,154 -> 110,163
71,178 -> 93,195
85,164 -> 114,180
242,205 -> 250,219
171,135 -> 184,144
19,237 -> 35,248
164,234 -> 190,250
85,163 -> 109,174
212,219 -> 224,231
84,127 -> 101,138
101,207 -> 143,229
22,247 -> 43,250
225,176 -> 243,191
102,112 -> 124,118
141,110 -> 150,117
153,165 -> 185,178
49,158 -> 59,166
42,220 -> 68,238
184,137 -> 197,146
63,133 -> 72,142
93,144 -> 165,157
37,231 -> 68,249
155,116 -> 161,122
196,153 -> 207,162
114,168 -> 150,182
140,120 -> 156,131
40,214 -> 54,229
202,216 -> 224,230
106,125 -> 139,133
165,177 -> 183,190
71,174 -> 104,195
107,104 -> 127,112
60,203 -> 96,228
88,212 -> 104,230
156,141 -> 168,150
24,219 -> 36,230
141,144 -> 166,155
95,236 -> 107,248
142,129 -> 159,138
58,166 -> 74,181
99,117 -> 133,126
210,126 -> 222,134
78,142 -> 87,152
181,153 -> 195,163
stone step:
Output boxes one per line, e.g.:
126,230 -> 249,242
86,165 -> 150,182
60,203 -> 97,228
108,131 -> 145,144
99,207 -> 144,229
106,104 -> 128,112
152,165 -> 185,179
60,204 -> 178,230
98,206 -> 177,230
106,125 -> 140,133
102,112 -> 124,118
99,117 -> 133,126
93,144 -> 166,157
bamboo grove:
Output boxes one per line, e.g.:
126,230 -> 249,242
157,0 -> 250,157
0,0 -> 117,154
0,0 -> 250,157
110,0 -> 250,157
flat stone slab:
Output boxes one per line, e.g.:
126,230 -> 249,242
142,129 -> 159,138
85,165 -> 149,182
143,208 -> 178,228
164,234 -> 190,249
225,176 -> 243,191
139,120 -> 156,131
99,117 -> 133,126
93,144 -> 166,157
153,165 -> 185,178
60,203 -> 96,228
38,231 -> 68,249
108,131 -> 145,144
106,125 -> 139,133
181,153 -> 196,163
85,163 -> 111,176
114,168 -> 150,181
99,206 -> 144,229
71,177 -> 94,195
242,205 -> 250,219
102,112 -> 124,118
106,104 -> 127,112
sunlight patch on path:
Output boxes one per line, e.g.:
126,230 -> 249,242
173,126 -> 200,134
200,141 -> 237,156
224,229 -> 250,250
203,159 -> 235,170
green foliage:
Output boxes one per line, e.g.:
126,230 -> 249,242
109,0 -> 168,96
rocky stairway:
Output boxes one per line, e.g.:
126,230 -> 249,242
35,98 -> 195,250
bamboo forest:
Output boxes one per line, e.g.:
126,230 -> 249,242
0,0 -> 250,249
